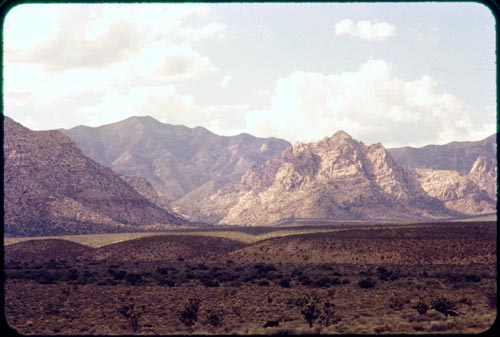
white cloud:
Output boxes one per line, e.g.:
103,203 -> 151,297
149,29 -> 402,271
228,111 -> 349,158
126,42 -> 218,82
4,3 -> 223,74
169,22 -> 227,43
3,3 -> 224,131
5,79 -> 250,135
243,59 -> 495,147
335,19 -> 395,41
220,75 -> 232,88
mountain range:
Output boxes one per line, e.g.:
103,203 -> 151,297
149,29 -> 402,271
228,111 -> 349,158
3,115 -> 496,235
62,116 -> 290,202
4,116 -> 187,236
176,131 -> 495,225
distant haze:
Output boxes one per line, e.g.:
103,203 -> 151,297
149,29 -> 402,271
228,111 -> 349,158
3,2 -> 496,147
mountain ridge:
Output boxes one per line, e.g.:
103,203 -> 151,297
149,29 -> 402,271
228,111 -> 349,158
6,115 -> 496,232
4,116 -> 188,236
176,131 -> 478,225
62,116 -> 292,201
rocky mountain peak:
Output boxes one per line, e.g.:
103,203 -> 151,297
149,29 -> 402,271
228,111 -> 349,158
330,130 -> 353,142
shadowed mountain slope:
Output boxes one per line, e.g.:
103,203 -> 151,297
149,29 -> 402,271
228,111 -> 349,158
388,134 -> 496,174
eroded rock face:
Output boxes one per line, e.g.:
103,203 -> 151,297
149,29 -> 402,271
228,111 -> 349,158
175,130 -> 496,225
413,169 -> 495,215
176,132 -> 456,225
468,155 -> 497,201
4,117 -> 187,236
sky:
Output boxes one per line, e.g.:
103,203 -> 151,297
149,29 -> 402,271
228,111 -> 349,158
3,2 -> 497,147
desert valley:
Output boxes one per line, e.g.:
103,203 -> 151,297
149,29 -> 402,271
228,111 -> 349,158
3,115 -> 497,335
3,2 -> 497,335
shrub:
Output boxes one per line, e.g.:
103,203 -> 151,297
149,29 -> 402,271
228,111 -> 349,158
156,267 -> 170,275
280,278 -> 291,288
374,325 -> 393,333
218,272 -> 239,283
415,297 -> 428,315
464,274 -> 481,282
158,278 -> 176,287
36,271 -> 58,284
358,278 -> 376,289
376,266 -> 392,281
300,298 -> 320,328
201,278 -> 220,287
179,298 -> 201,327
125,273 -> 144,286
111,270 -> 127,280
320,264 -> 334,271
197,263 -> 209,270
431,296 -> 456,315
298,275 -> 312,286
118,304 -> 140,333
486,291 -> 497,309
389,294 -> 405,311
319,301 -> 339,327
258,280 -> 270,287
68,268 -> 79,281
311,277 -> 333,288
205,309 -> 224,327
458,297 -> 472,306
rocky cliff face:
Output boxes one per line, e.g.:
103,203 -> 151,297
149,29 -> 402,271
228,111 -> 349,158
178,131 -> 471,225
413,169 -> 495,215
389,135 -> 496,216
4,117 -> 187,236
468,155 -> 497,200
62,116 -> 291,201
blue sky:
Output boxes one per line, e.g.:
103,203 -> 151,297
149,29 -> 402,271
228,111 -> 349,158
3,2 -> 496,147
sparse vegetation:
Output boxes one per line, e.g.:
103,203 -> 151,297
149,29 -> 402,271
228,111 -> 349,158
389,293 -> 405,311
358,278 -> 376,289
486,291 -> 497,309
179,298 -> 201,328
415,297 -> 428,315
118,304 -> 140,332
4,221 -> 496,334
300,296 -> 321,328
431,296 -> 457,315
205,308 -> 225,327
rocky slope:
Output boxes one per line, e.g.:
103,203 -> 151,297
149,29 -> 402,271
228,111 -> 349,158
390,135 -> 497,215
4,117 -> 187,236
120,175 -> 173,212
177,131 -> 470,225
62,116 -> 291,201
388,134 -> 496,174
413,168 -> 495,215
